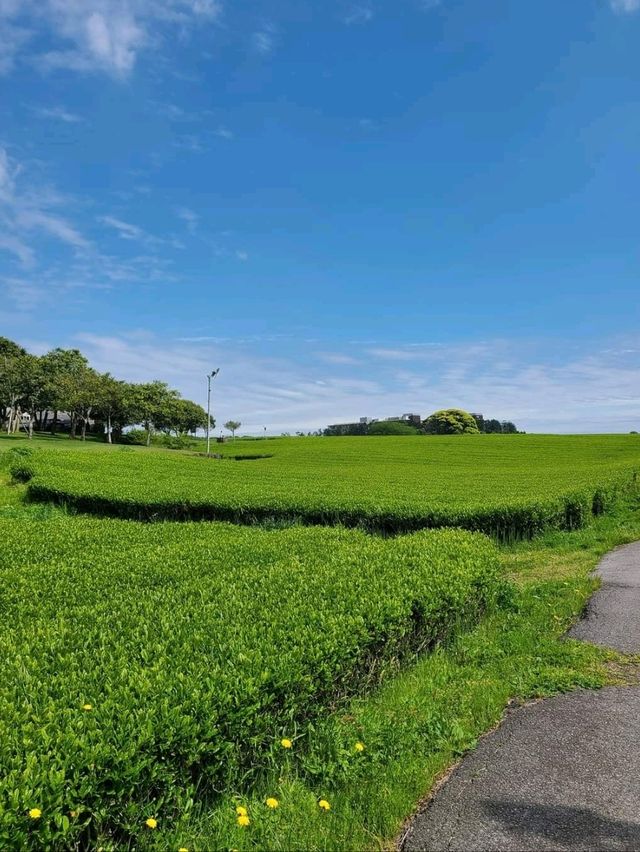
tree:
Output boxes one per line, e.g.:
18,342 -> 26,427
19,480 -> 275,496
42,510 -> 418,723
165,398 -> 209,437
368,420 -> 419,436
93,374 -> 131,443
0,344 -> 40,437
129,381 -> 180,446
39,348 -> 90,436
224,420 -> 241,440
57,366 -> 102,440
422,408 -> 480,435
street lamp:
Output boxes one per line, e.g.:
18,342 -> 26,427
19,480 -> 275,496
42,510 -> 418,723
206,369 -> 219,455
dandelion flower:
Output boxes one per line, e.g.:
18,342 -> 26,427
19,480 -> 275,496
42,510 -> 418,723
82,704 -> 93,711
266,797 -> 279,809
145,818 -> 157,829
280,738 -> 292,749
354,741 -> 365,753
235,805 -> 247,817
179,848 -> 189,851
237,814 -> 250,827
28,808 -> 41,820
318,799 -> 331,812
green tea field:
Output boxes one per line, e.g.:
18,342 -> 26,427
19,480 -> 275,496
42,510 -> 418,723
2,434 -> 640,850
23,434 -> 640,538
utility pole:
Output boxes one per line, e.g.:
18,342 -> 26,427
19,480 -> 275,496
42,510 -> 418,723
206,369 -> 219,455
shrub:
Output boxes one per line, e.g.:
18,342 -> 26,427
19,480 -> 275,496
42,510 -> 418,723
9,462 -> 34,483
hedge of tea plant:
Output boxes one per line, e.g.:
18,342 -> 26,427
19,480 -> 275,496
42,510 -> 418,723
24,434 -> 640,538
0,515 -> 503,848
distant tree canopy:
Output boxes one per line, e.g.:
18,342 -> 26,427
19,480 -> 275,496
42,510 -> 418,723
368,420 -> 420,436
224,420 -> 242,439
423,408 -> 480,435
0,336 -> 210,442
481,417 -> 518,434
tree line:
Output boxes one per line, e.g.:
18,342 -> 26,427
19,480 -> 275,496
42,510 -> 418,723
0,337 -> 210,444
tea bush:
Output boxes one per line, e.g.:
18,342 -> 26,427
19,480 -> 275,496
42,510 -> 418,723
0,515 -> 502,848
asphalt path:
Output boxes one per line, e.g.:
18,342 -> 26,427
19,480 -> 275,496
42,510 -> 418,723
402,541 -> 640,852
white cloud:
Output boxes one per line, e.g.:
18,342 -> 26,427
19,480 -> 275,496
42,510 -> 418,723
176,206 -> 198,232
252,27 -> 275,55
0,0 -> 223,77
54,332 -> 640,435
343,6 -> 374,25
214,126 -> 234,140
33,104 -> 83,122
0,233 -> 35,266
235,249 -> 248,261
0,146 -> 90,264
99,214 -> 145,240
610,0 -> 640,11
1,277 -> 47,310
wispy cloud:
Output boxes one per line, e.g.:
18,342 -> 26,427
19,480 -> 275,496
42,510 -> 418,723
32,104 -> 83,122
0,0 -> 223,78
214,126 -> 234,140
252,26 -> 276,56
176,207 -> 199,232
342,6 -> 374,25
50,332 -> 640,434
610,0 -> 640,12
0,146 -> 90,266
99,214 -> 146,241
98,213 -> 182,249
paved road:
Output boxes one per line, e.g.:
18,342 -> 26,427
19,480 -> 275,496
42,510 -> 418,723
568,541 -> 640,653
402,541 -> 640,852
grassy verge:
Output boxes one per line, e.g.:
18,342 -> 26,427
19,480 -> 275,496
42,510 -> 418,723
147,499 -> 640,852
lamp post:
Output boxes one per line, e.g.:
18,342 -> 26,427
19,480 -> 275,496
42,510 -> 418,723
206,369 -> 219,455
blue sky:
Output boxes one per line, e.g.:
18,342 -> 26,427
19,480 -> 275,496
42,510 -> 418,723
1,0 -> 639,433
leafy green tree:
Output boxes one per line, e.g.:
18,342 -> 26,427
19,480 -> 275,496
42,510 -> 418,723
130,381 -> 180,446
0,341 -> 40,437
93,374 -> 131,443
163,398 -> 209,437
422,408 -> 480,435
224,420 -> 242,440
39,348 -> 90,435
368,420 -> 419,436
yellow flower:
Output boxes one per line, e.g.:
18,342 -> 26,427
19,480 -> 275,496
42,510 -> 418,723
28,808 -> 41,820
354,741 -> 365,753
237,814 -> 250,827
145,818 -> 157,829
318,799 -> 331,812
280,738 -> 292,749
235,805 -> 247,817
265,797 -> 279,809
178,848 -> 189,851
82,703 -> 93,711
70,810 -> 78,819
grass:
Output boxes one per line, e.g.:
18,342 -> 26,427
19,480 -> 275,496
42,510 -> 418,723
2,438 -> 640,849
